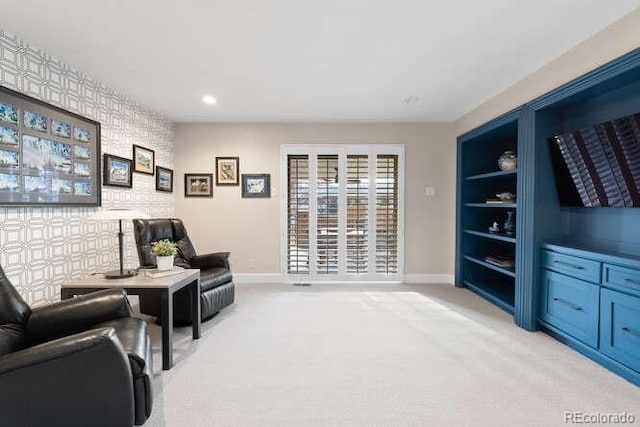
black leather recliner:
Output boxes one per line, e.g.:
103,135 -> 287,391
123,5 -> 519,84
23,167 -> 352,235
0,266 -> 153,427
133,218 -> 235,324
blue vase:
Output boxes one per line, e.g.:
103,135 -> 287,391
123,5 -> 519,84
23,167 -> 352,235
503,211 -> 515,235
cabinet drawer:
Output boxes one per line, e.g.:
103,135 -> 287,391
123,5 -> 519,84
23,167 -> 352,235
540,250 -> 600,283
603,264 -> 640,298
600,288 -> 640,373
540,269 -> 599,347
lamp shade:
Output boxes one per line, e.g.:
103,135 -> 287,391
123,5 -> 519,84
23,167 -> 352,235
90,209 -> 150,220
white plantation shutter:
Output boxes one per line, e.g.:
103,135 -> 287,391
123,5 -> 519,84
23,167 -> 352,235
283,145 -> 403,281
287,155 -> 309,274
376,154 -> 399,274
316,155 -> 339,274
346,155 -> 369,274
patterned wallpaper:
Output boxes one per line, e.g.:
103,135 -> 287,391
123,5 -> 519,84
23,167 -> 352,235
0,30 -> 174,306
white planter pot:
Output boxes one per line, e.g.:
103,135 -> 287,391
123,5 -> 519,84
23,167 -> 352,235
155,255 -> 174,271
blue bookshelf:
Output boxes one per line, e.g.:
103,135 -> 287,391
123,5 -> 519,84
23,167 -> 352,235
456,47 -> 640,384
456,112 -> 520,317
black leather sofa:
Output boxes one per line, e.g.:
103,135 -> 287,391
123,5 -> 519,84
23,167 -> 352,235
133,218 -> 235,324
0,266 -> 153,426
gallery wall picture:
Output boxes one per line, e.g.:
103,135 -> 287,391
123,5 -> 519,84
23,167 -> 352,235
241,174 -> 271,198
155,166 -> 173,192
103,154 -> 132,188
0,85 -> 101,206
215,156 -> 239,186
184,173 -> 213,197
133,144 -> 155,175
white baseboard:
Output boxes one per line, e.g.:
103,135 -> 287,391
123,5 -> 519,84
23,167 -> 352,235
234,273 -> 454,285
234,274 -> 283,283
403,274 -> 454,284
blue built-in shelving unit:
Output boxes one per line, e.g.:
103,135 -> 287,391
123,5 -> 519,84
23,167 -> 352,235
456,47 -> 640,385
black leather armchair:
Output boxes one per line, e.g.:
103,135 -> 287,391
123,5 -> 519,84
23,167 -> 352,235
133,218 -> 235,324
0,266 -> 153,427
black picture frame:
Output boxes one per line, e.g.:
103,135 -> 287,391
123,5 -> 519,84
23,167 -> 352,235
215,156 -> 240,186
103,154 -> 132,188
156,166 -> 173,192
242,174 -> 271,198
133,144 -> 155,175
184,173 -> 213,197
0,85 -> 101,206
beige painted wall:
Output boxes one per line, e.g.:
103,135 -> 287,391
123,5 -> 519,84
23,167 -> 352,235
456,7 -> 640,135
174,123 -> 455,278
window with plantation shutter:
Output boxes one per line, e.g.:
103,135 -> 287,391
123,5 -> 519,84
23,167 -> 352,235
282,145 -> 403,281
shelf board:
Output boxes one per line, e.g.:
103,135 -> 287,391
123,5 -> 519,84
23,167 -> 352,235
463,279 -> 515,314
464,255 -> 516,277
465,169 -> 517,181
464,203 -> 517,208
464,229 -> 516,243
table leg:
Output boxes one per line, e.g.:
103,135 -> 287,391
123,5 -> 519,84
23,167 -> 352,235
191,278 -> 201,340
160,290 -> 173,370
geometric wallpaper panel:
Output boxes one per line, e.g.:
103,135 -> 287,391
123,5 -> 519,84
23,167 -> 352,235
0,29 -> 174,306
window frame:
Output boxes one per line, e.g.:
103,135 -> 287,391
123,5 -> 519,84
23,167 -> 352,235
280,144 -> 405,282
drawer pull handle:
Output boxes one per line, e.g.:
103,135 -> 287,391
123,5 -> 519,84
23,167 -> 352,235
621,327 -> 640,340
553,260 -> 585,270
552,297 -> 583,311
623,278 -> 640,285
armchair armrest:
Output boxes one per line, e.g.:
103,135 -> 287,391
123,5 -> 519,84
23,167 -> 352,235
191,251 -> 231,270
27,288 -> 133,345
0,328 -> 135,427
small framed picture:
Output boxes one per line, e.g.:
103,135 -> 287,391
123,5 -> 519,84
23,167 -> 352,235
242,174 -> 271,198
156,166 -> 173,192
103,154 -> 133,188
133,144 -> 155,175
215,156 -> 240,186
185,173 -> 213,197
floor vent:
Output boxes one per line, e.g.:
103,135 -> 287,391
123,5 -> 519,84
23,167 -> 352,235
293,283 -> 311,287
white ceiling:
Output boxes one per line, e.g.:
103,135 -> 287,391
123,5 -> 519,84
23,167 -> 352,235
1,1 -> 639,122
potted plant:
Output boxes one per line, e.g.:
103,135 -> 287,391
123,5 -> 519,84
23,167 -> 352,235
151,239 -> 177,271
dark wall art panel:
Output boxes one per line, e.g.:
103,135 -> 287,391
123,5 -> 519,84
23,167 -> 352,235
0,85 -> 101,206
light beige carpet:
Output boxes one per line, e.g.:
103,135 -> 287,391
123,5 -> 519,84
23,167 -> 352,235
141,283 -> 640,427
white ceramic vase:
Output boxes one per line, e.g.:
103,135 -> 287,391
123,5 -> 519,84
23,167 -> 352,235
155,255 -> 174,271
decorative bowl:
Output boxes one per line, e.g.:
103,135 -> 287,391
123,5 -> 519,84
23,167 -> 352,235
496,192 -> 516,201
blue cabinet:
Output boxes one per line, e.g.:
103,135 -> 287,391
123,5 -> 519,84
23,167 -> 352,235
540,250 -> 600,284
600,288 -> 640,374
539,244 -> 640,385
540,269 -> 599,347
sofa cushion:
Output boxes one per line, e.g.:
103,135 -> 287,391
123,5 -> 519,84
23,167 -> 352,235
200,268 -> 233,292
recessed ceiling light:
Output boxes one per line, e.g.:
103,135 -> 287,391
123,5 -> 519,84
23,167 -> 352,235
202,95 -> 217,105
